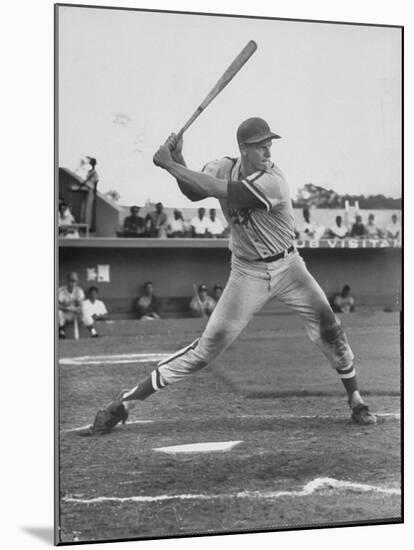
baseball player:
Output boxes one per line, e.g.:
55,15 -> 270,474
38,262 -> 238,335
81,117 -> 376,435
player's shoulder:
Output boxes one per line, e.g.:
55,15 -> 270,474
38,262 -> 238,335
242,164 -> 285,190
264,163 -> 286,184
202,156 -> 238,178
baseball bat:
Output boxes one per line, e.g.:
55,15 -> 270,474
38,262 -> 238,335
176,40 -> 257,138
73,316 -> 79,340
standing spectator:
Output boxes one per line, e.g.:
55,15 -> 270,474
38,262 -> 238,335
167,209 -> 186,237
386,214 -> 401,239
301,207 -> 315,238
136,281 -> 161,320
58,202 -> 79,238
206,208 -> 226,238
190,207 -> 209,238
58,272 -> 85,339
189,284 -> 216,318
366,213 -> 381,238
145,202 -> 168,238
82,286 -> 108,338
71,156 -> 99,232
328,215 -> 347,239
350,215 -> 366,238
212,284 -> 224,303
123,206 -> 145,237
332,285 -> 355,313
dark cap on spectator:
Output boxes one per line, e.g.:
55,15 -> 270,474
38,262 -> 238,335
198,284 -> 207,292
130,205 -> 140,212
67,271 -> 79,282
237,117 -> 281,144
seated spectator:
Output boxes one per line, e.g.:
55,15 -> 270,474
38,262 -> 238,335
366,213 -> 381,238
301,207 -> 315,238
58,202 -> 80,238
350,215 -> 366,238
81,286 -> 108,338
145,202 -> 168,238
386,214 -> 401,239
168,209 -> 186,238
58,272 -> 85,338
136,281 -> 161,320
212,284 -> 224,303
332,285 -> 355,313
206,208 -> 226,238
328,215 -> 348,239
189,284 -> 216,318
122,206 -> 145,237
191,207 -> 209,238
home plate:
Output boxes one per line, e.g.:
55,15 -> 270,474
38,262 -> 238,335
154,441 -> 243,454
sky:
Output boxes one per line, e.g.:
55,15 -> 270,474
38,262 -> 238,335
58,6 -> 402,208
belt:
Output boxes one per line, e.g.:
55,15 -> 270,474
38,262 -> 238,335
259,245 -> 295,263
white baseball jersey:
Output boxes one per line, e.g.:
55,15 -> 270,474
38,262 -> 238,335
58,285 -> 85,307
203,157 -> 295,261
82,299 -> 107,318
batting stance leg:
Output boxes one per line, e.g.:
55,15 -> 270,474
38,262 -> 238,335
272,252 -> 365,409
121,259 -> 271,404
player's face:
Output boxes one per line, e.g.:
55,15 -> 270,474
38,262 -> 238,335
242,139 -> 272,172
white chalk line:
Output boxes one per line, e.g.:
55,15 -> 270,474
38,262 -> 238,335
62,477 -> 400,505
59,353 -> 171,366
62,412 -> 399,433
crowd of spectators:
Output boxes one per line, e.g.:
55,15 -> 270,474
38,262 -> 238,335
118,203 -> 228,239
296,209 -> 401,240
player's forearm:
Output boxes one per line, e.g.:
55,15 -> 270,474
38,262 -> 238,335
163,161 -> 228,200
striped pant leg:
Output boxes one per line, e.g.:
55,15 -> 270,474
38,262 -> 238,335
156,263 -> 270,387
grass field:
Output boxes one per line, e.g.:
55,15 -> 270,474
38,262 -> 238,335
57,311 -> 401,544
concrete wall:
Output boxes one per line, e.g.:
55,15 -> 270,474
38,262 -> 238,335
59,240 -> 401,317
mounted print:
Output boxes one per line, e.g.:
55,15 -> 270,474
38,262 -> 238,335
55,3 -> 402,545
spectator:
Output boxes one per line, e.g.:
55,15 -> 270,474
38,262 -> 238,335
71,156 -> 99,232
366,213 -> 381,238
350,215 -> 366,238
328,215 -> 347,239
82,286 -> 108,338
58,202 -> 79,238
123,206 -> 145,237
386,214 -> 401,239
301,207 -> 315,238
191,207 -> 209,238
58,272 -> 85,339
206,208 -> 226,238
189,284 -> 216,318
145,202 -> 168,238
168,209 -> 186,238
136,281 -> 161,320
332,285 -> 355,313
212,284 -> 224,303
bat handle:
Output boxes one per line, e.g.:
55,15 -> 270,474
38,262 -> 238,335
176,106 -> 203,139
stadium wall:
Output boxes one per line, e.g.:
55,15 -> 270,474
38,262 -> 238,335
59,239 -> 401,317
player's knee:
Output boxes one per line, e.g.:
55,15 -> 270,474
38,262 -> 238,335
319,311 -> 343,344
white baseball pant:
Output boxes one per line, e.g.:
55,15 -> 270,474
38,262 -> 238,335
156,250 -> 354,387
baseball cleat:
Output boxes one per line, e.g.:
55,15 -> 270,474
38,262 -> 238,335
78,392 -> 129,436
351,403 -> 377,425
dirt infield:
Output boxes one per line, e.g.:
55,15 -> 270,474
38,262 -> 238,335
57,312 -> 401,543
